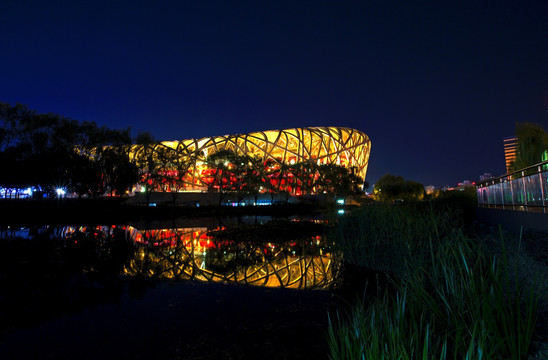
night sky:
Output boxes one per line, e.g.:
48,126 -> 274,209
1,1 -> 547,187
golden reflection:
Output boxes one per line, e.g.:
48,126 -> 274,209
121,226 -> 337,289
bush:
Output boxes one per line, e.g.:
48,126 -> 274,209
430,187 -> 477,228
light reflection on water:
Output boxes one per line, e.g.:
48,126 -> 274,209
60,222 -> 337,290
0,219 -> 338,336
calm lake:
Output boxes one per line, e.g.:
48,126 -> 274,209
0,215 -> 340,359
0,214 -> 343,359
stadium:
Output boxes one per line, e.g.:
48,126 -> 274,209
130,127 -> 371,194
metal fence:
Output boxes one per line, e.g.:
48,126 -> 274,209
476,161 -> 548,213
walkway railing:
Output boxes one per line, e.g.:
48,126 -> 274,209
476,160 -> 548,213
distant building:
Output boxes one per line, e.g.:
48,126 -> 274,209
503,136 -> 517,173
457,180 -> 474,187
424,185 -> 435,195
479,173 -> 492,182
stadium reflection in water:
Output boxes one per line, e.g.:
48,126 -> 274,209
62,224 -> 338,290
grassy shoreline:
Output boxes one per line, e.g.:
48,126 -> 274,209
328,203 -> 544,359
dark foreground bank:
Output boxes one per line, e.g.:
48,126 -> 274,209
0,280 -> 341,360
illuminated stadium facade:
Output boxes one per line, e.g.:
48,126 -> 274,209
130,127 -> 371,194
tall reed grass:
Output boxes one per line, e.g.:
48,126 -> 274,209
328,204 -> 540,359
331,203 -> 458,275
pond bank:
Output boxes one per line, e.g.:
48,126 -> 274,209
0,198 -> 335,225
0,280 -> 341,360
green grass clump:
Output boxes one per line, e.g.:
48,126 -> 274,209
331,203 -> 458,275
328,205 -> 540,359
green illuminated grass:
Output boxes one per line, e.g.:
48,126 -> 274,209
328,205 -> 540,359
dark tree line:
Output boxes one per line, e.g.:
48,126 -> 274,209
134,146 -> 367,204
0,102 -> 139,198
203,150 -> 367,204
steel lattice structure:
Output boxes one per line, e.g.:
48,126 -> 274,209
130,127 -> 371,191
131,127 -> 371,193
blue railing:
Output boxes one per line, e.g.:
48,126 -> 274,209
476,160 -> 548,213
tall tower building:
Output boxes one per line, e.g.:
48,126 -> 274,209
503,136 -> 517,173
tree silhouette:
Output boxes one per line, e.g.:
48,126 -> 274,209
511,122 -> 548,172
205,149 -> 236,205
0,102 -> 139,198
374,174 -> 425,202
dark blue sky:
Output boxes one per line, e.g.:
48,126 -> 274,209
1,1 -> 547,187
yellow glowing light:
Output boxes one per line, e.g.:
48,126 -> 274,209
128,127 -> 371,191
